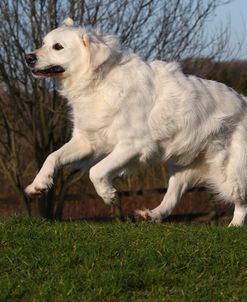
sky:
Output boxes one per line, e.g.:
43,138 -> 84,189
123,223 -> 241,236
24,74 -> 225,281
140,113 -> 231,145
210,0 -> 247,59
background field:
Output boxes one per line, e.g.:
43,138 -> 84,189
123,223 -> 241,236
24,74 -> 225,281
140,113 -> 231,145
0,218 -> 247,302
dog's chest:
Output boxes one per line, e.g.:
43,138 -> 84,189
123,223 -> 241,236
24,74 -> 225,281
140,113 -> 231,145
72,98 -> 120,152
70,82 -> 155,154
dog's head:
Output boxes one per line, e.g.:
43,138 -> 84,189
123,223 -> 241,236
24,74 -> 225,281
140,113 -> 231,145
25,18 -> 120,79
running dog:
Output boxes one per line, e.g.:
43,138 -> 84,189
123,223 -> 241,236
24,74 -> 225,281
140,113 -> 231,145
25,18 -> 247,226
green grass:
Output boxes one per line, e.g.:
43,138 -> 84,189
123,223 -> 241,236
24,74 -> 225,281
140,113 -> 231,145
0,218 -> 247,302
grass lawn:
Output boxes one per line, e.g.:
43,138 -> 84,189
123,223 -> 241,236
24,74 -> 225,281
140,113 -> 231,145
0,217 -> 247,301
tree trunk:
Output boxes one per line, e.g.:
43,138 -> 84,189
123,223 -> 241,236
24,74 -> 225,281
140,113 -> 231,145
111,195 -> 124,222
38,187 -> 55,220
19,193 -> 31,217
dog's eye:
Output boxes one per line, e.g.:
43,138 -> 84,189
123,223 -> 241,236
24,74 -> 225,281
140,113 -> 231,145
53,43 -> 64,50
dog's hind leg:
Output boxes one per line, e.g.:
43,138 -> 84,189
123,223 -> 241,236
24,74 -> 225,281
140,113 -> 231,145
211,124 -> 247,226
229,204 -> 247,227
213,165 -> 247,227
136,166 -> 201,221
213,177 -> 247,227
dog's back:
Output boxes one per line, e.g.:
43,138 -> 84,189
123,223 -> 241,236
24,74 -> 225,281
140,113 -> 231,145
149,60 -> 247,165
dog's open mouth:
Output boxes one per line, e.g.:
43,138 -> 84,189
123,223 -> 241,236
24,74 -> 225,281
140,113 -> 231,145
31,65 -> 65,77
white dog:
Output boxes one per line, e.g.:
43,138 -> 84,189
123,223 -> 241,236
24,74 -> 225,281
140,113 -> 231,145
25,18 -> 247,226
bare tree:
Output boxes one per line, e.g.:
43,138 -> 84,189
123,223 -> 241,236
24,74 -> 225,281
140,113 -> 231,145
0,0 -> 233,219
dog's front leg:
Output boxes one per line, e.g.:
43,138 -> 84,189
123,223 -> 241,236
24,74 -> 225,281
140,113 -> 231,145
25,135 -> 92,196
89,143 -> 139,205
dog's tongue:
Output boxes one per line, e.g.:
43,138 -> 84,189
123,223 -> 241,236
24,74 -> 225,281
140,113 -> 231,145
31,67 -> 39,73
51,66 -> 65,73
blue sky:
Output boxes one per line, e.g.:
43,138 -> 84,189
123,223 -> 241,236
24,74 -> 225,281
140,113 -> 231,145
210,0 -> 247,59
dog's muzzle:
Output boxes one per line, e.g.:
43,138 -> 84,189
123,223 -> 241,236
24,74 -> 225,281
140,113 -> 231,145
25,52 -> 65,77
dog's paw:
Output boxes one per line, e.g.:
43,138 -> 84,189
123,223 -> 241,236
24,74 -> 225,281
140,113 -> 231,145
100,189 -> 118,206
25,183 -> 48,196
134,209 -> 162,222
135,209 -> 153,222
228,221 -> 243,227
104,194 -> 118,206
25,176 -> 53,197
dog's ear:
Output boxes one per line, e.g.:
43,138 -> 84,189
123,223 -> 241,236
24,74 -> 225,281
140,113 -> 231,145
82,34 -> 111,70
91,43 -> 111,70
62,17 -> 74,27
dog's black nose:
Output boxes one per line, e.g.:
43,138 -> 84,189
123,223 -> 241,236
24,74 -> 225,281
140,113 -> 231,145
25,53 -> 37,67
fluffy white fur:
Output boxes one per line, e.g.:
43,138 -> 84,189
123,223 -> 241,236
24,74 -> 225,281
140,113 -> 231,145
25,18 -> 247,226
